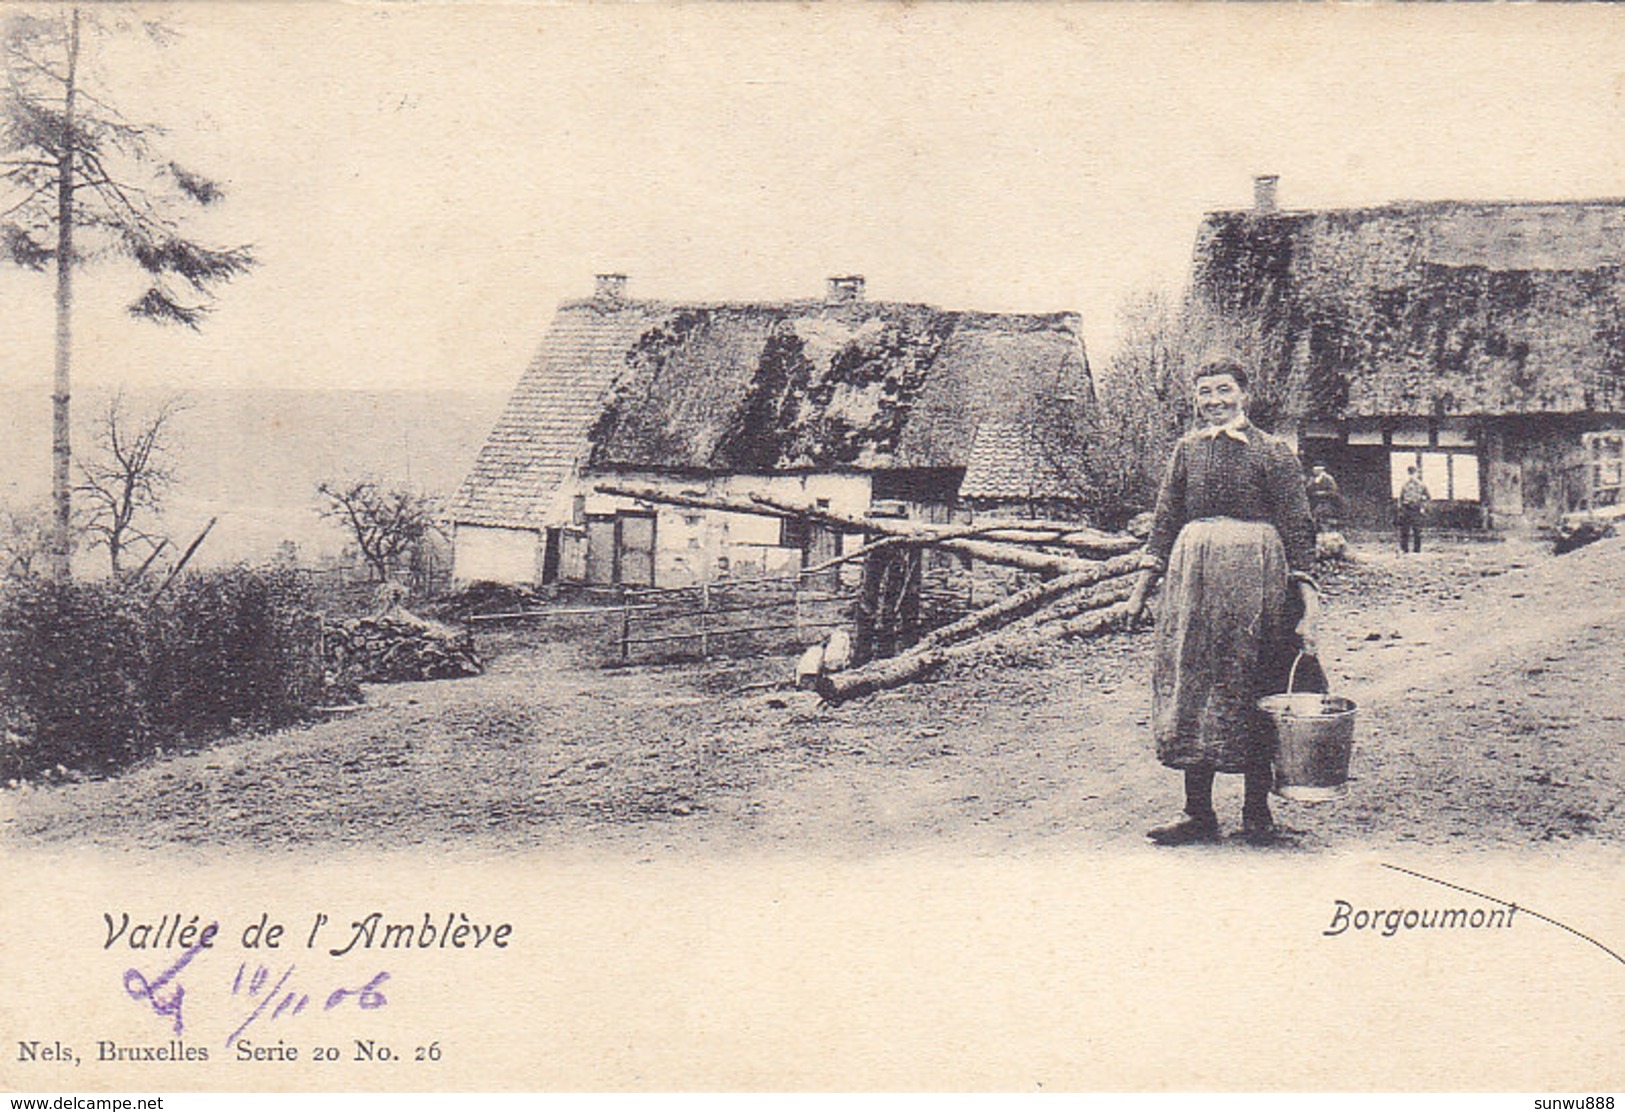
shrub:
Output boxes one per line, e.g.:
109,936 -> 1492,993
145,570 -> 326,739
0,579 -> 150,776
0,569 -> 326,781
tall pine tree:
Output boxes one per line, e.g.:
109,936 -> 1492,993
2,8 -> 254,580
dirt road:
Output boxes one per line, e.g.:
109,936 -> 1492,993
4,535 -> 1622,857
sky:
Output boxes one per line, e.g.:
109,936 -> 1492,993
0,2 -> 1621,398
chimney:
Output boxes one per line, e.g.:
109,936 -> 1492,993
1253,175 -> 1280,216
594,273 -> 628,300
826,275 -> 865,304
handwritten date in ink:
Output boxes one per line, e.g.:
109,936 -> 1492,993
227,962 -> 389,1048
122,937 -> 389,1049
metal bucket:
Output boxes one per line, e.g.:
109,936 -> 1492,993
1258,653 -> 1357,802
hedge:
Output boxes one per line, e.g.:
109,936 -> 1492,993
0,569 -> 327,781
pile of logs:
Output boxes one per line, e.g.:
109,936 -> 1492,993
594,483 -> 1147,703
323,607 -> 483,684
815,551 -> 1142,703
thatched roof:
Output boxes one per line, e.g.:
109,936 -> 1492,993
958,420 -> 1082,503
1192,200 -> 1625,419
453,295 -> 1089,529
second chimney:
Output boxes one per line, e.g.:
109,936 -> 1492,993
826,275 -> 866,304
594,273 -> 628,300
1253,175 -> 1280,216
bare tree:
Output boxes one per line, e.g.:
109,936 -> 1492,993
317,481 -> 445,584
1059,291 -> 1189,529
0,502 -> 51,581
1079,289 -> 1307,529
75,392 -> 185,578
2,8 -> 256,580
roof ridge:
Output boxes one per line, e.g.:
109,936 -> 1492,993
554,297 -> 1083,325
1203,197 -> 1625,220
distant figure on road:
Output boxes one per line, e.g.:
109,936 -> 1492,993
1306,464 -> 1341,534
1397,466 -> 1431,553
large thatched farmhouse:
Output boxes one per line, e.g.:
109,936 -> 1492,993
1193,179 -> 1625,532
451,277 -> 1091,587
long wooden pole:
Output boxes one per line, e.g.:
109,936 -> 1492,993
48,9 -> 81,581
816,597 -> 1137,703
130,537 -> 169,583
591,483 -> 1138,567
151,516 -> 217,601
592,484 -> 792,520
745,494 -> 1101,576
911,552 -> 1140,654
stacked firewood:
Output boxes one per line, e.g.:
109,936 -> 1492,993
814,550 -> 1142,702
594,484 -> 1146,703
323,607 -> 483,683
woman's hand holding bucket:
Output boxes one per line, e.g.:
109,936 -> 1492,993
1295,581 -> 1321,657
1126,568 -> 1159,626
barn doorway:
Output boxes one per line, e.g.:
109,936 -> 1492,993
585,515 -> 617,585
616,510 -> 657,587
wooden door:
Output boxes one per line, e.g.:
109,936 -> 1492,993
616,511 -> 657,587
585,515 -> 617,585
802,524 -> 841,592
540,527 -> 562,584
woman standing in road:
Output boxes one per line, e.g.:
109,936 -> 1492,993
1126,360 -> 1321,846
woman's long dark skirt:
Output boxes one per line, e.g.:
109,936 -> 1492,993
1152,517 -> 1299,774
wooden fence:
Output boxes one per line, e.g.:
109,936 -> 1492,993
462,564 -> 996,665
615,572 -> 859,662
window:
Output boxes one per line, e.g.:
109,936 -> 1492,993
1419,453 -> 1449,499
780,516 -> 810,550
782,498 -> 830,552
1390,451 -> 1480,502
1452,454 -> 1481,501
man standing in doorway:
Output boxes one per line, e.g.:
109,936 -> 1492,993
1306,464 -> 1341,535
1397,464 -> 1431,553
